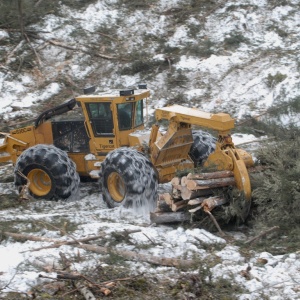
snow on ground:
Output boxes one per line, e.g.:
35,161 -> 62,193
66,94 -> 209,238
0,178 -> 300,299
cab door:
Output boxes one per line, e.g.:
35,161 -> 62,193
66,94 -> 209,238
85,102 -> 117,155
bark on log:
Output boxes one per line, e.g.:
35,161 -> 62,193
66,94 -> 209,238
77,243 -> 195,268
201,196 -> 227,211
186,177 -> 236,190
150,211 -> 190,224
159,193 -> 189,211
188,197 -> 206,206
187,170 -> 234,180
171,199 -> 189,212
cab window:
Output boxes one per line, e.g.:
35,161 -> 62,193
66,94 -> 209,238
117,103 -> 133,130
134,100 -> 143,127
86,102 -> 114,136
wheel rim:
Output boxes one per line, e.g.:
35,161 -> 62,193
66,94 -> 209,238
107,172 -> 126,202
27,168 -> 52,197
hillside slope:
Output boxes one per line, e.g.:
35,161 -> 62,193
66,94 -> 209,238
0,0 -> 299,126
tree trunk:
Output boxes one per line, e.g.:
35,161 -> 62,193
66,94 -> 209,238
17,0 -> 25,39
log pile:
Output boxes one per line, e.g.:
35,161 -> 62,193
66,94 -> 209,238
151,166 -> 262,224
151,170 -> 236,224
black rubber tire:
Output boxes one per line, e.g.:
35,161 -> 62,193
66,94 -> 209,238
14,144 -> 80,200
99,147 -> 158,211
189,130 -> 217,167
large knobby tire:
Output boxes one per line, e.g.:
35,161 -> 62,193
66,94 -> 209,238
189,130 -> 217,167
14,144 -> 80,200
99,147 -> 158,211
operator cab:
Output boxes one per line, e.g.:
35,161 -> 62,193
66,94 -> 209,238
34,85 -> 149,156
76,85 -> 150,155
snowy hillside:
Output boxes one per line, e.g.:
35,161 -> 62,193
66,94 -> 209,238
0,0 -> 299,124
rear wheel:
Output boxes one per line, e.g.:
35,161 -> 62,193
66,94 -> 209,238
99,147 -> 158,211
14,144 -> 80,200
189,130 -> 217,167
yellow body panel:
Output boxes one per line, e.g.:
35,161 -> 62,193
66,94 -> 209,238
0,87 -> 254,202
155,105 -> 235,133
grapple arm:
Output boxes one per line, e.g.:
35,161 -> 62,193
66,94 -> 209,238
204,134 -> 254,201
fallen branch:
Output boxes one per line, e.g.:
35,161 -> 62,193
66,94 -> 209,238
244,226 -> 280,245
77,243 -> 195,268
6,40 -> 25,65
37,220 -> 67,236
76,283 -> 97,300
200,0 -> 227,20
204,210 -> 226,238
4,231 -> 59,242
24,32 -> 42,66
5,231 -> 196,268
48,39 -> 117,60
17,170 -> 33,201
59,252 -> 98,300
96,31 -> 119,42
3,231 -> 105,252
235,137 -> 276,146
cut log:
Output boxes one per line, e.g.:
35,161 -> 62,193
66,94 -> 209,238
201,196 -> 228,212
150,211 -> 190,224
186,177 -> 236,190
188,197 -> 206,206
180,176 -> 188,187
171,199 -> 189,212
161,193 -> 173,206
159,193 -> 189,212
170,177 -> 180,186
181,186 -> 213,200
188,196 -> 227,213
156,198 -> 173,213
187,170 -> 234,180
171,177 -> 182,199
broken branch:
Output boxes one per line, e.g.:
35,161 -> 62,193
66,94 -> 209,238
77,243 -> 195,268
244,226 -> 280,245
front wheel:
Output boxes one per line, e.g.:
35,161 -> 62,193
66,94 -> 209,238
99,148 -> 158,211
189,130 -> 217,167
14,144 -> 80,200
